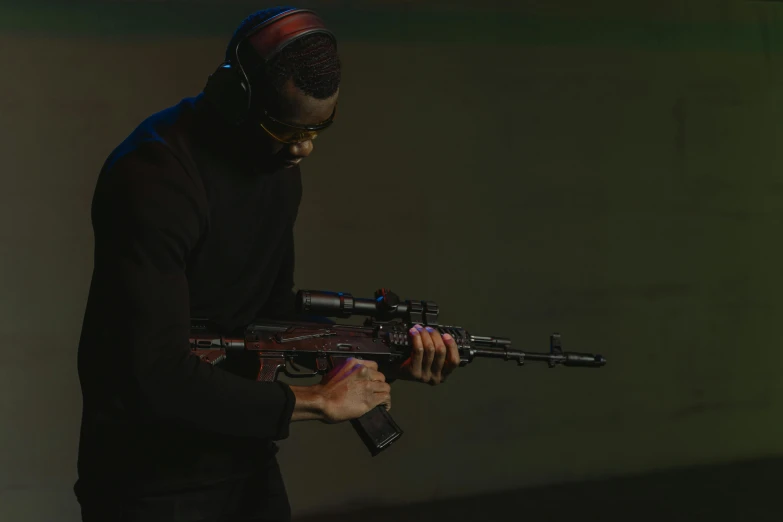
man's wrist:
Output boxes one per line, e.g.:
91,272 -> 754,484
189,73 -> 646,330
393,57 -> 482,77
290,384 -> 327,422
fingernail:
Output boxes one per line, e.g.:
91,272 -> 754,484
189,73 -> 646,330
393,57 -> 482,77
442,333 -> 453,341
409,327 -> 419,335
425,326 -> 434,333
415,324 -> 424,330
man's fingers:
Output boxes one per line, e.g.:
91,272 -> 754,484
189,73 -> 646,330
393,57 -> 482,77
349,365 -> 388,384
338,358 -> 378,379
370,381 -> 391,394
418,326 -> 436,382
327,358 -> 357,381
409,326 -> 425,379
360,360 -> 379,371
426,327 -> 447,382
366,368 -> 386,382
370,382 -> 392,410
442,333 -> 461,377
377,392 -> 392,411
338,357 -> 361,373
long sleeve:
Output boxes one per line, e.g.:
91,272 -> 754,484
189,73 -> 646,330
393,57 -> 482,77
261,227 -> 298,320
88,143 -> 295,440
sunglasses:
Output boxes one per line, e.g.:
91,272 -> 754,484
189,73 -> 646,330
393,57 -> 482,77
258,105 -> 337,144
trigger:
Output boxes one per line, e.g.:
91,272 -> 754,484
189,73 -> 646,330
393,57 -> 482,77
316,357 -> 328,372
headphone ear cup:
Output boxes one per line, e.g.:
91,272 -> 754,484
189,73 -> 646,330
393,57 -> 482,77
203,63 -> 250,125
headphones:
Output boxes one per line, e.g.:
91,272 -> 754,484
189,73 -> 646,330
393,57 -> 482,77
203,8 -> 336,126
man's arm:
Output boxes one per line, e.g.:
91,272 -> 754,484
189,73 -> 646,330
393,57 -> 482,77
89,143 -> 323,439
262,228 -> 298,320
259,228 -> 336,325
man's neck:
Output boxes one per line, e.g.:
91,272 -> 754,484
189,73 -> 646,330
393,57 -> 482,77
192,93 -> 281,173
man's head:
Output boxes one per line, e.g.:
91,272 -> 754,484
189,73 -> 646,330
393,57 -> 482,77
225,7 -> 341,169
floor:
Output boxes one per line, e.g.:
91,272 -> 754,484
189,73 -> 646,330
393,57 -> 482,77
294,455 -> 783,521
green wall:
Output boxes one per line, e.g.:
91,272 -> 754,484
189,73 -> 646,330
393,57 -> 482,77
1,1 -> 782,520
3,0 -> 783,50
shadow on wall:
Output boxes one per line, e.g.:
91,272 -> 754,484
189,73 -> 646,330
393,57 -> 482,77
294,455 -> 783,521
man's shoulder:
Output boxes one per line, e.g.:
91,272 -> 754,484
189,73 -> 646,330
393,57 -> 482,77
91,97 -> 210,232
104,95 -> 201,172
97,96 -> 207,199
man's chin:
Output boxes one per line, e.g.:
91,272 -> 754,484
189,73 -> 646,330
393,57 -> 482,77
281,159 -> 302,169
258,156 -> 301,172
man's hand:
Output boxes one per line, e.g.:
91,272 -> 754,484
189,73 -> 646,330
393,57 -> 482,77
314,358 -> 391,424
391,324 -> 460,385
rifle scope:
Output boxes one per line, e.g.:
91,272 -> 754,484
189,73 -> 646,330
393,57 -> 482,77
296,289 -> 440,324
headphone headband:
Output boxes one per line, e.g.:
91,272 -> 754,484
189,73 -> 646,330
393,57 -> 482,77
242,9 -> 335,62
204,7 -> 337,126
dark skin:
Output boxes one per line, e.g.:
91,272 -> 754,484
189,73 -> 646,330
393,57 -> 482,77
258,77 -> 337,170
258,79 -> 460,422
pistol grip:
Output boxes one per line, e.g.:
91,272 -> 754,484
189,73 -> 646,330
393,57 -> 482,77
350,405 -> 403,456
256,357 -> 286,382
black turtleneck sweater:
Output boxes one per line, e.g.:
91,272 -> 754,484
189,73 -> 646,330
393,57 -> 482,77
74,94 -> 302,499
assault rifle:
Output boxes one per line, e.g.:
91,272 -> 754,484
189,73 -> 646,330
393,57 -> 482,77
189,289 -> 606,456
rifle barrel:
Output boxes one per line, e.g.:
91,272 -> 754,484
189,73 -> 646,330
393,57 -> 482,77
470,346 -> 606,368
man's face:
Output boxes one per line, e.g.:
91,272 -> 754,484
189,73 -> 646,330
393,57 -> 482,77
259,77 -> 339,170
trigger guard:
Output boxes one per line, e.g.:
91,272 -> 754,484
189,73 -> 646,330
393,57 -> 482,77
283,359 -> 319,378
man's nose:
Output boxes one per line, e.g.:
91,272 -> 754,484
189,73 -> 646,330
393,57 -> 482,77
288,140 -> 313,158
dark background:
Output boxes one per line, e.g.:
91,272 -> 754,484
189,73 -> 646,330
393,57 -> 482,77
1,0 -> 782,520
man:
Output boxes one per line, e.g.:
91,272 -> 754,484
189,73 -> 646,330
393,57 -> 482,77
74,6 -> 460,521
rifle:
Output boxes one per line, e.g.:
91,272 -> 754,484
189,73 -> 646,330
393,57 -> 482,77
189,289 -> 607,456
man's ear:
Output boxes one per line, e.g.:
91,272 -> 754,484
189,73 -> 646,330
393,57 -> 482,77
252,82 -> 286,119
